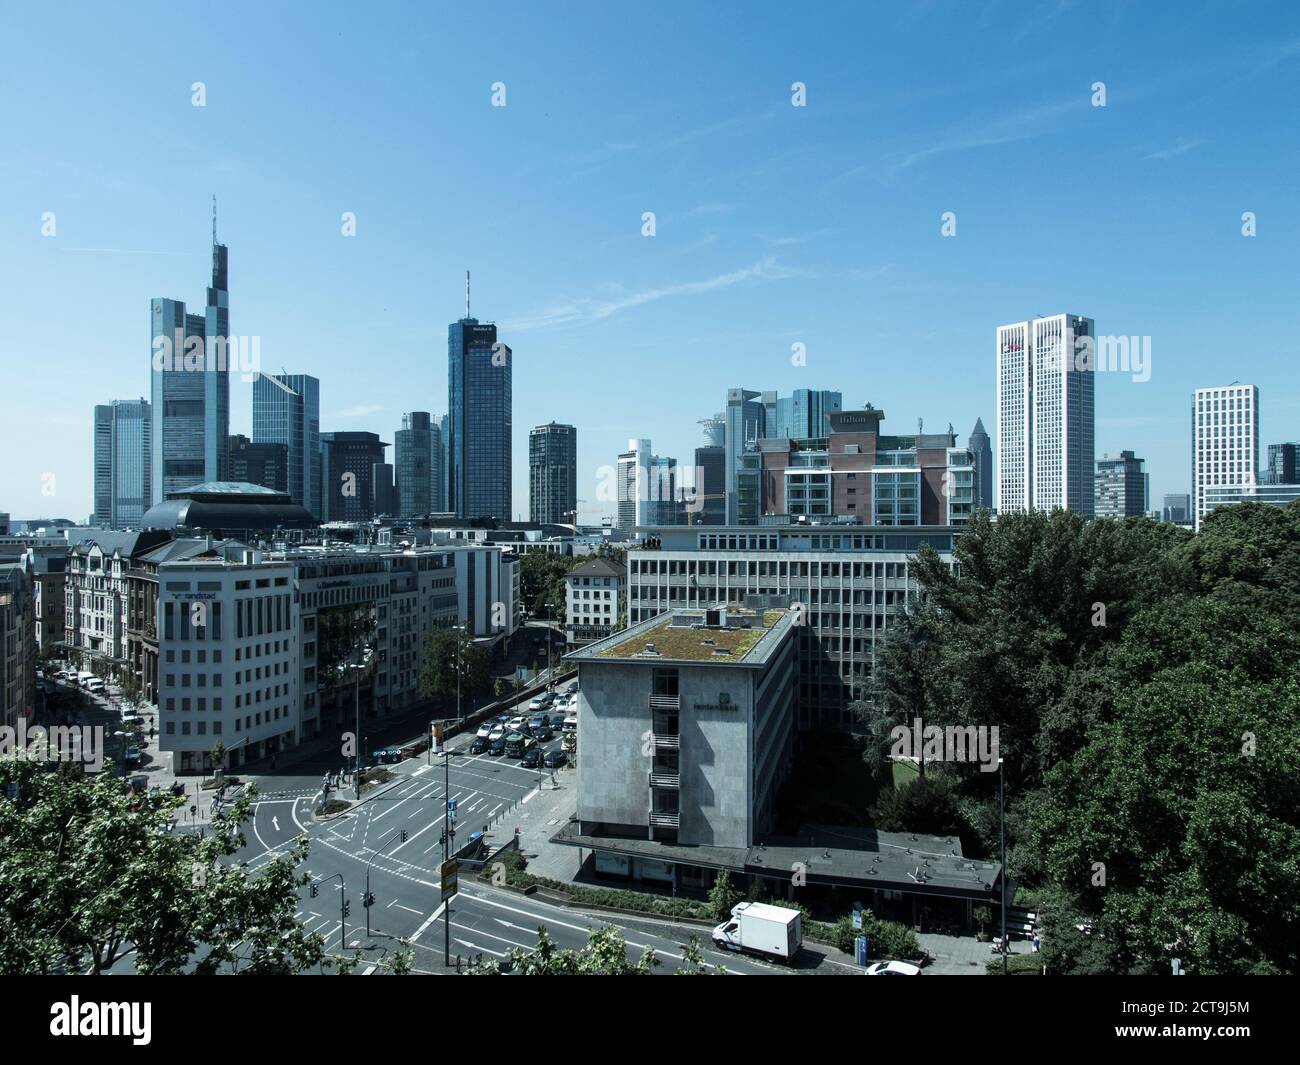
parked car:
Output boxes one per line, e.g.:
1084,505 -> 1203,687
530,723 -> 553,742
520,747 -> 542,769
120,712 -> 142,727
124,747 -> 142,767
476,722 -> 493,739
527,695 -> 547,712
543,749 -> 567,769
563,679 -> 578,694
489,725 -> 507,742
864,960 -> 922,976
506,715 -> 527,732
469,736 -> 490,754
86,678 -> 106,694
489,736 -> 507,756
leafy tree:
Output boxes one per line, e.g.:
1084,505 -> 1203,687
519,551 -> 579,619
0,760 -> 326,974
707,869 -> 739,921
418,626 -> 489,705
467,925 -> 660,975
873,770 -> 965,837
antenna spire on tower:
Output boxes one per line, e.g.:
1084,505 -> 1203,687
212,195 -> 217,244
466,270 -> 471,318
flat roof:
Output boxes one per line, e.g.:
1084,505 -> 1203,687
551,822 -> 1002,901
566,606 -> 794,667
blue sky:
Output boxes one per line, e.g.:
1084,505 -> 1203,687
2,0 -> 1298,523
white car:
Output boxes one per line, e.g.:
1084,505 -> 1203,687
488,725 -> 507,742
506,715 -> 527,732
476,722 -> 493,739
864,960 -> 921,976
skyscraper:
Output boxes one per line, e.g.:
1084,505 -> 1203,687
692,444 -> 726,525
996,314 -> 1095,516
1264,442 -> 1298,485
1095,450 -> 1147,519
448,281 -> 511,520
438,413 -> 450,511
769,389 -> 843,439
320,432 -> 388,522
150,233 -> 231,503
724,389 -> 766,524
93,399 -> 151,529
395,411 -> 436,518
968,417 -> 993,512
529,422 -> 577,524
616,439 -> 647,531
1192,383 -> 1258,530
252,373 -> 320,517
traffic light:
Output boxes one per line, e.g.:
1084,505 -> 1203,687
342,899 -> 351,919
364,892 -> 375,908
400,829 -> 408,842
310,882 -> 319,898
438,830 -> 446,847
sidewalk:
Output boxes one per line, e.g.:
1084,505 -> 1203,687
498,766 -> 581,882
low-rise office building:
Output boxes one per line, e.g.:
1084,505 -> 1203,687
1,563 -> 36,730
628,523 -> 956,730
565,604 -> 798,889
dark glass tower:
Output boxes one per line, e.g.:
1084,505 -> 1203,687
395,411 -> 436,518
528,422 -> 577,524
252,373 -> 320,517
448,315 -> 511,520
969,417 -> 993,512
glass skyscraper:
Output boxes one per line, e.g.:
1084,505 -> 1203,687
93,398 -> 151,528
252,372 -> 320,517
150,237 -> 230,503
448,316 -> 511,520
395,411 -> 438,518
528,422 -> 577,524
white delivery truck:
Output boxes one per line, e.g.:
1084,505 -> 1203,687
711,901 -> 803,963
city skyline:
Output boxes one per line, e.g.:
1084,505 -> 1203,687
3,2 -> 1299,525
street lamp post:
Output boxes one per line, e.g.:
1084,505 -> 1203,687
998,755 -> 1007,975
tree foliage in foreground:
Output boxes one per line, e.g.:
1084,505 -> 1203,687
466,925 -> 719,975
868,502 -> 1300,975
0,759 -> 327,975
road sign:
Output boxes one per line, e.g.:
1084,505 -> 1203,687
447,798 -> 457,820
440,859 -> 459,902
852,902 -> 863,930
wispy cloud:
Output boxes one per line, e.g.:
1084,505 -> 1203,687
506,257 -> 798,331
1144,136 -> 1206,161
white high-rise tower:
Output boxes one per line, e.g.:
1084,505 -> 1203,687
1192,383 -> 1258,531
996,314 -> 1095,516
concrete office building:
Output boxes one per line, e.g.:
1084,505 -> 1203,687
395,412 -> 438,519
996,314 -> 1095,516
320,432 -> 388,522
565,555 -> 625,646
566,605 -> 798,861
1192,384 -> 1258,531
627,523 -> 956,730
227,434 -> 289,494
252,373 -> 320,517
448,301 -> 511,520
150,235 -> 231,503
529,422 -> 578,525
93,399 -> 152,529
1094,450 -> 1148,519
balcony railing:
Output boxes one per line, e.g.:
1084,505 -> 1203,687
649,811 -> 680,829
648,694 -> 679,711
650,732 -> 679,750
649,772 -> 680,789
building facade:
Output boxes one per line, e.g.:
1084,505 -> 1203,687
565,556 -> 625,646
228,434 -> 289,494
968,417 -> 993,512
252,373 -> 320,517
996,314 -> 1095,516
1094,450 -> 1148,519
529,422 -> 578,525
1192,384 -> 1258,531
1263,442 -> 1298,485
0,564 -> 36,730
627,524 -> 956,730
320,432 -> 388,522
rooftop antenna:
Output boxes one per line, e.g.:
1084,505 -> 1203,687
465,270 -> 471,318
212,195 -> 217,244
